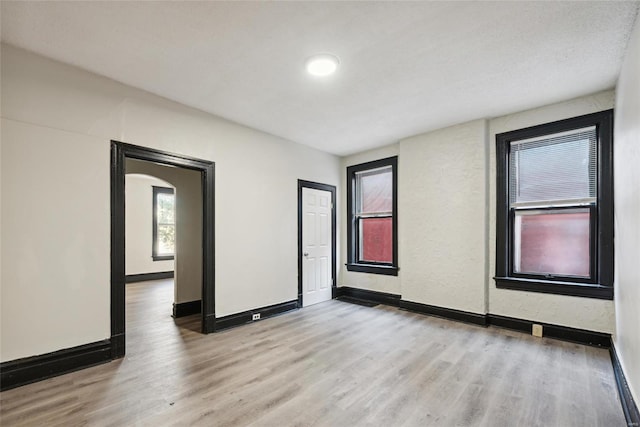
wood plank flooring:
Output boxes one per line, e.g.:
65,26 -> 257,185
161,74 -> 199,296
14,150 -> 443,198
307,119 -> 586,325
0,279 -> 625,426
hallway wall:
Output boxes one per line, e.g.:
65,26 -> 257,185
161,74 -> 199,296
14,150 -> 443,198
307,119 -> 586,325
126,159 -> 202,304
125,174 -> 174,276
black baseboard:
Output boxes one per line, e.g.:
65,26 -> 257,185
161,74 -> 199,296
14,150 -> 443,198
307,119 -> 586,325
487,314 -> 611,348
0,339 -> 112,391
332,287 -> 340,299
399,300 -> 488,326
610,343 -> 640,426
125,271 -> 174,283
203,314 -> 216,334
336,286 -> 612,348
337,296 -> 379,307
111,333 -> 124,359
486,314 -> 531,334
336,286 -> 401,307
214,300 -> 298,332
173,300 -> 201,318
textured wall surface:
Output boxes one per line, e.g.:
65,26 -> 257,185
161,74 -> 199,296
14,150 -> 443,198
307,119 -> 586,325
399,120 -> 487,313
340,91 -> 617,331
613,14 -> 640,406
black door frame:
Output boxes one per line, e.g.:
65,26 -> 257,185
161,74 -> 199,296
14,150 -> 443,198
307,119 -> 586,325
297,180 -> 337,308
110,141 -> 215,359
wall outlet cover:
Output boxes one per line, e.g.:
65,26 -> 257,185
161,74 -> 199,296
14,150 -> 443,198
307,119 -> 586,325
252,313 -> 260,321
532,324 -> 543,338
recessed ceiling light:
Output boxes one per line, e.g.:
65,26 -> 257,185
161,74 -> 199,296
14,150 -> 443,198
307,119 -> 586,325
305,53 -> 340,77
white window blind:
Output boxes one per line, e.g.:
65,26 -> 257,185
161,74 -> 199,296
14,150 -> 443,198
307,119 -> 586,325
509,126 -> 597,208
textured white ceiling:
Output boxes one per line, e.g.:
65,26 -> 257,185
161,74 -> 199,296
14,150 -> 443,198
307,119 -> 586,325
1,1 -> 638,156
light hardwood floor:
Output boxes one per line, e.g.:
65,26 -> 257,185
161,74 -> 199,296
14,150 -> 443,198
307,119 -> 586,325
0,280 -> 625,426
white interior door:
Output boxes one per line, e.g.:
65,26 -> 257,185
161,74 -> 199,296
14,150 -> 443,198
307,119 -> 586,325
302,187 -> 333,307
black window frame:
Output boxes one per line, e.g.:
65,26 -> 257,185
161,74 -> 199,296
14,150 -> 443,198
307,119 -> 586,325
495,110 -> 614,300
152,186 -> 175,261
346,156 -> 399,276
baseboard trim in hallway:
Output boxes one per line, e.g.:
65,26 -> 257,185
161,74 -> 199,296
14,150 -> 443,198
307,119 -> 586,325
0,339 -> 112,391
125,271 -> 174,283
173,300 -> 201,318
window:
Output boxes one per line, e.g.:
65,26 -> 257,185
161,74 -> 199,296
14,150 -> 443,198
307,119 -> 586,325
495,110 -> 613,299
346,156 -> 398,276
153,186 -> 175,261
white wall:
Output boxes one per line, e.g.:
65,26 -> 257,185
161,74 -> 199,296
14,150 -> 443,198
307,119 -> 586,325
613,14 -> 640,406
399,120 -> 488,314
0,44 -> 341,362
125,174 -> 174,276
1,120 -> 111,361
126,159 -> 202,304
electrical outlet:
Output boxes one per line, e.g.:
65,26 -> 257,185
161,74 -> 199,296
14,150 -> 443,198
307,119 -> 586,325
252,313 -> 260,321
532,324 -> 543,338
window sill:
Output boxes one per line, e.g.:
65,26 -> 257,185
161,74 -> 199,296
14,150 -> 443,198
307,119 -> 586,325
346,263 -> 399,276
153,255 -> 174,261
494,277 -> 613,300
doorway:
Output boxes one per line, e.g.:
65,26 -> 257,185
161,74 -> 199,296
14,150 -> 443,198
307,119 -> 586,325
297,180 -> 337,307
110,141 -> 215,359
124,173 -> 175,283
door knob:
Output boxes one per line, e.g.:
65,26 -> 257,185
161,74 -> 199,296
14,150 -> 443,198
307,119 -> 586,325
303,252 -> 309,257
